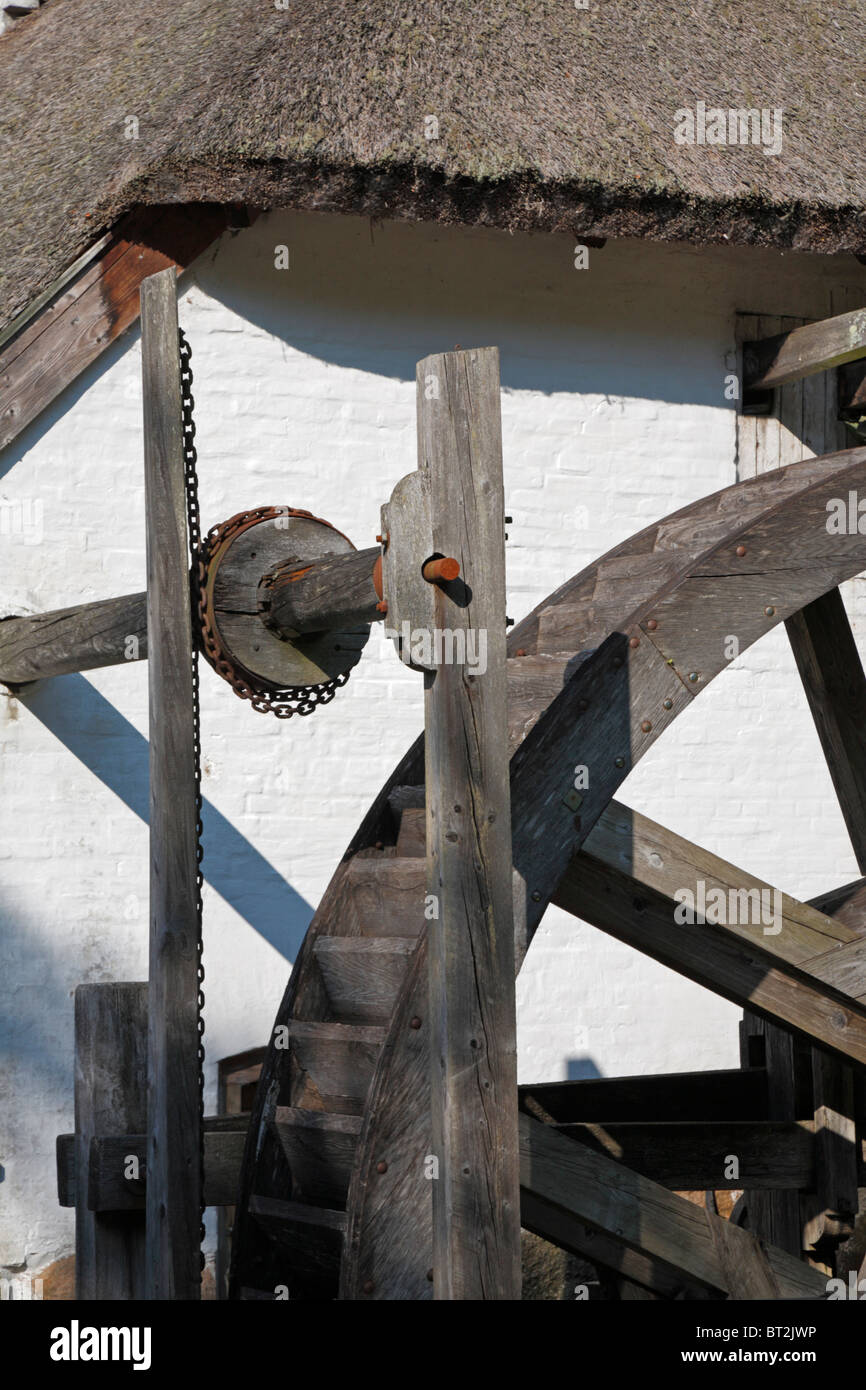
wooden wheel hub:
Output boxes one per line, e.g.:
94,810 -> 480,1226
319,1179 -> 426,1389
204,510 -> 370,689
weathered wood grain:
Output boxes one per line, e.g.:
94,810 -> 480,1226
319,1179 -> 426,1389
519,1114 -> 825,1299
420,347 -> 520,1300
74,982 -> 148,1300
266,545 -> 381,635
86,1122 -> 248,1210
141,268 -> 201,1301
0,207 -> 228,451
743,308 -> 866,390
786,588 -> 866,874
0,593 -> 146,684
554,842 -> 866,1066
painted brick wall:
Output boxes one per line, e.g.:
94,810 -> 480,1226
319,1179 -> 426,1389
1,209 -> 864,1287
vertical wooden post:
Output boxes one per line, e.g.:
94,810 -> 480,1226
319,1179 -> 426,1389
141,268 -> 202,1299
74,983 -> 148,1300
420,347 -> 521,1300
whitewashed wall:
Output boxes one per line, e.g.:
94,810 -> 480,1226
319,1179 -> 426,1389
2,210 -> 865,1287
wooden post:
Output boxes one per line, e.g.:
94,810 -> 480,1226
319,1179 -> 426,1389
74,983 -> 148,1299
141,267 -> 202,1300
419,347 -> 521,1300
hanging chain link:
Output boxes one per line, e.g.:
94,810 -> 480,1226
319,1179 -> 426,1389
177,328 -> 352,1269
178,330 -> 207,1273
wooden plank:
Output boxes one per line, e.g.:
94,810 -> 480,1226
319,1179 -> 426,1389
743,308 -> 866,390
88,1124 -> 247,1211
0,593 -> 146,684
420,346 -> 520,1300
266,545 -> 381,635
519,1067 -> 770,1123
739,1014 -> 805,1258
0,207 -> 228,452
786,587 -> 866,873
74,982 -> 148,1300
519,1114 -> 825,1299
141,267 -> 202,1301
554,837 -> 866,1067
550,1120 -> 817,1190
520,1189 -> 711,1301
806,1049 -> 858,1252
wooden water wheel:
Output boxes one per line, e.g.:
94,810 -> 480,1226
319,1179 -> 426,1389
230,440 -> 866,1301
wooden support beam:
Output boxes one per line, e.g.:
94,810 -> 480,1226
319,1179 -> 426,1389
786,588 -> 866,873
519,1114 -> 826,1299
519,1067 -> 770,1124
550,1119 -> 819,1190
555,803 -> 866,1067
743,308 -> 866,390
57,1118 -> 248,1212
74,982 -> 148,1300
0,206 -> 228,453
805,1049 -> 858,1256
421,347 -> 521,1300
141,267 -> 201,1301
0,549 -> 377,687
265,545 -> 381,635
739,1014 -> 808,1258
0,593 -> 146,684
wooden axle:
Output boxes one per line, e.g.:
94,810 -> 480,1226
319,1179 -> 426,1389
0,544 -> 384,687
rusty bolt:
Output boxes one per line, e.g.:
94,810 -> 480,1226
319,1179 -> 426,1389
736,545 -> 747,557
376,1160 -> 388,1174
409,1016 -> 422,1030
376,599 -> 388,614
641,719 -> 652,733
688,672 -> 699,683
646,618 -> 658,631
422,556 -> 460,584
663,698 -> 673,710
629,636 -> 640,649
516,648 -> 527,657
764,605 -> 775,617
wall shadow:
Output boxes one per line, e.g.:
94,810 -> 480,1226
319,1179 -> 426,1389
17,673 -> 311,961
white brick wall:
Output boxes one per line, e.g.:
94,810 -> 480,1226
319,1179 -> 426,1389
2,209 -> 865,1282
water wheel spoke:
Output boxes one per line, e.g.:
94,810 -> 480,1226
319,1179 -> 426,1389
785,586 -> 866,874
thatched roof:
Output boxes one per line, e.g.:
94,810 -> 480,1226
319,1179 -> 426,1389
2,0 -> 865,332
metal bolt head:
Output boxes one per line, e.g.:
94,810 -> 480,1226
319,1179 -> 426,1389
376,599 -> 388,614
409,1016 -> 422,1030
736,545 -> 747,557
764,605 -> 775,617
363,1279 -> 375,1295
531,890 -> 542,902
646,618 -> 658,631
376,1160 -> 388,1174
614,756 -> 626,768
663,698 -> 673,710
563,789 -> 583,812
516,648 -> 527,657
629,636 -> 640,649
640,719 -> 652,733
426,1269 -> 434,1282
688,672 -> 699,683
